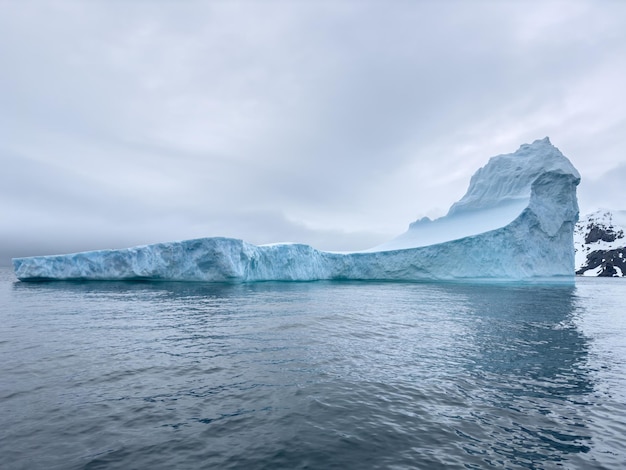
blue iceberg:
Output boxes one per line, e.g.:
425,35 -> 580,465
13,138 -> 580,283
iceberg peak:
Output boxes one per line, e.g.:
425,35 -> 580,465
523,136 -> 551,148
373,137 -> 580,251
448,136 -> 578,217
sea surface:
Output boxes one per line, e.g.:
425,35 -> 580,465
1,266 -> 625,469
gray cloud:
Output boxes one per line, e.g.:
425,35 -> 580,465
578,162 -> 626,215
1,0 -> 625,265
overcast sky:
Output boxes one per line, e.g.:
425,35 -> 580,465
1,0 -> 625,265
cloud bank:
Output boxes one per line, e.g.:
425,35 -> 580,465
1,1 -> 625,264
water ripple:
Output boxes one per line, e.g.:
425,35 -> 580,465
1,271 -> 625,469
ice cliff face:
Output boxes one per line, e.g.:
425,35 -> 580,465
13,137 -> 581,283
575,210 -> 626,277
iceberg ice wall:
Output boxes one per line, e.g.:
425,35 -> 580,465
13,137 -> 580,283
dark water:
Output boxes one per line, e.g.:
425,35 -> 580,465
1,267 -> 625,469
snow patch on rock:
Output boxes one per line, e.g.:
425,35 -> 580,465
575,209 -> 626,277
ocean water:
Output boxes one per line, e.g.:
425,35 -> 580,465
1,267 -> 625,469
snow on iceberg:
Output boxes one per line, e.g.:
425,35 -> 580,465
13,137 -> 580,283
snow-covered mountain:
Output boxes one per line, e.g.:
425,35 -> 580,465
13,137 -> 581,283
575,210 -> 626,277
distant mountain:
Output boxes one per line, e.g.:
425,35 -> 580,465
575,210 -> 626,277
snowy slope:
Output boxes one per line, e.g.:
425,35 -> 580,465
575,210 -> 626,277
13,138 -> 581,283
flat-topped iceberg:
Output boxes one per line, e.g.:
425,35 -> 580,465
13,137 -> 580,283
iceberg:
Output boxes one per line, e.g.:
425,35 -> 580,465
13,137 -> 580,283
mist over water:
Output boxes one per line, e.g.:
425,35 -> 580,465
1,268 -> 625,469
